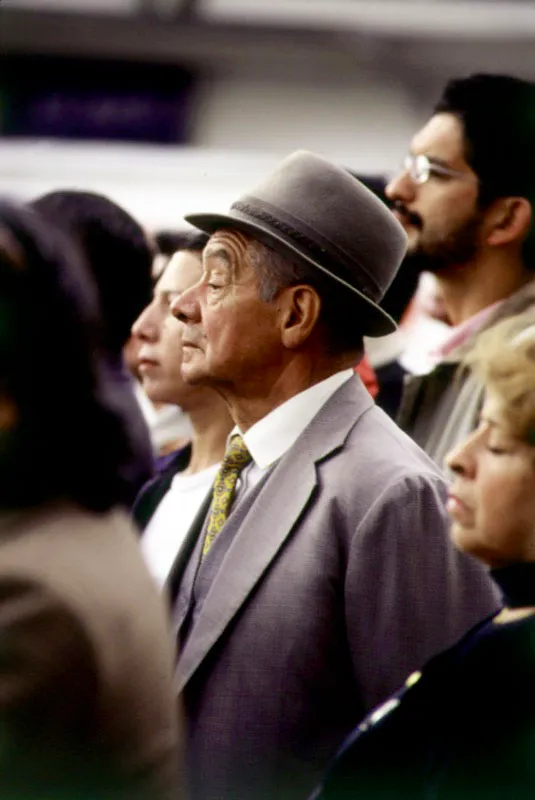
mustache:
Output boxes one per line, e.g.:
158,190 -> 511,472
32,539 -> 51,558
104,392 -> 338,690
392,201 -> 422,229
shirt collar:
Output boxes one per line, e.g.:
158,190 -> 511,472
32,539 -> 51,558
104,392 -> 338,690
231,369 -> 354,470
430,300 -> 503,362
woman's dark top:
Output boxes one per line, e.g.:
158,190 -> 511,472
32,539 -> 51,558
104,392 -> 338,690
316,563 -> 535,799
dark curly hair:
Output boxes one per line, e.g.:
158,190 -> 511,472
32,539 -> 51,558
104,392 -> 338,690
154,228 -> 209,257
434,73 -> 535,266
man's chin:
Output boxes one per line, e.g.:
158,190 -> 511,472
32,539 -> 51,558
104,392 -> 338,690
180,365 -> 210,387
181,348 -> 206,382
403,224 -> 421,248
401,246 -> 453,278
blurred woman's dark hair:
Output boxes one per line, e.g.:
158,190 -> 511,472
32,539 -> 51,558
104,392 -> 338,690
0,199 -> 136,511
154,228 -> 209,257
31,190 -> 154,353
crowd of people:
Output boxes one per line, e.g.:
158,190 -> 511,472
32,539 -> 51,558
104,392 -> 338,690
1,71 -> 535,799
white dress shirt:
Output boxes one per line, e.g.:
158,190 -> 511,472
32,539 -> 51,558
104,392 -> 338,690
233,369 -> 354,500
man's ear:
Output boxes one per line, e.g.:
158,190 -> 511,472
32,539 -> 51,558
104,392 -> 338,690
485,197 -> 532,248
278,285 -> 322,349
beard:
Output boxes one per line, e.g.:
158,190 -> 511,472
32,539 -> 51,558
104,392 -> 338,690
410,212 -> 484,276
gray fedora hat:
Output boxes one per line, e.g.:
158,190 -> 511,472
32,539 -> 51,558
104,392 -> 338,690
185,150 -> 407,336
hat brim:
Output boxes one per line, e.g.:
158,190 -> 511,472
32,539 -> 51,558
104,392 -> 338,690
185,211 -> 396,337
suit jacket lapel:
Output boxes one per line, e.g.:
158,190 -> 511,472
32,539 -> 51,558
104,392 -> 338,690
176,375 -> 373,692
175,451 -> 317,692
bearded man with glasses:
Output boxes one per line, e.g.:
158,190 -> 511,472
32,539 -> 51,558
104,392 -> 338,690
385,73 -> 535,468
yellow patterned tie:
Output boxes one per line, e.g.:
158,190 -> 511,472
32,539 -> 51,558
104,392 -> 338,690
202,434 -> 252,558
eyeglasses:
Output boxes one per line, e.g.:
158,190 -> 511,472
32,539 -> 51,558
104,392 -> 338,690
402,154 -> 477,186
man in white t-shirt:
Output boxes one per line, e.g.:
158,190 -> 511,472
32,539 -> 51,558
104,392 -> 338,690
131,230 -> 232,585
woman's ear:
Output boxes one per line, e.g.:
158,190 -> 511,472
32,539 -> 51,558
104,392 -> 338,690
485,197 -> 532,248
278,285 -> 322,349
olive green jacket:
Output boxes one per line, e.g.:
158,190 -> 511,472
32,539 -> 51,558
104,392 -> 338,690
397,279 -> 535,468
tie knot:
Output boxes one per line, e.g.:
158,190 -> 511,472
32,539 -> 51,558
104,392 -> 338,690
223,434 -> 252,471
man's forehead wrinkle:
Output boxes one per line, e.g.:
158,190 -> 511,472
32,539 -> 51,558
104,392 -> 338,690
207,228 -> 251,259
204,246 -> 231,268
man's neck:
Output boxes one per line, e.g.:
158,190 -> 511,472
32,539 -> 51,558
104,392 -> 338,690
437,253 -> 531,326
221,353 -> 356,433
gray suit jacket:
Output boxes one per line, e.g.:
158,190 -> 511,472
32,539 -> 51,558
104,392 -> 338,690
173,376 -> 501,800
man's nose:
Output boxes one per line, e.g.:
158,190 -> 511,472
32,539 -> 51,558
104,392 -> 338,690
385,168 -> 416,205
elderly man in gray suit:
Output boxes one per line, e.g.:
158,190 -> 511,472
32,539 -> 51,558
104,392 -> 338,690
168,150 -> 500,800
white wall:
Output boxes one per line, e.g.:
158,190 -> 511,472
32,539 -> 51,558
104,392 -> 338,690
0,73 -> 424,228
0,140 -> 282,229
192,75 -> 423,171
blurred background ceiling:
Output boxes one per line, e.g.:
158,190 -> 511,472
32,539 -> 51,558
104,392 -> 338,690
3,0 -> 535,95
1,0 -> 534,226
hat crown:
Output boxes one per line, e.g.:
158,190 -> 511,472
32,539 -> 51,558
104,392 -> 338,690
233,150 -> 406,304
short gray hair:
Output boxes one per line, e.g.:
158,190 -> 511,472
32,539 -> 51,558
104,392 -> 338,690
246,238 -> 364,357
247,237 -> 314,302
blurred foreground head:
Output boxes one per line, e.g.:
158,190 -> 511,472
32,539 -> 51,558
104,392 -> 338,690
0,200 -> 134,510
31,190 -> 154,353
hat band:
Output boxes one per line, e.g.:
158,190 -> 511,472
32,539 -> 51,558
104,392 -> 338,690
231,199 -> 378,303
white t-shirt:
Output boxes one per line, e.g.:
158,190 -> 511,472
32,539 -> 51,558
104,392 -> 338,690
141,463 -> 220,587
